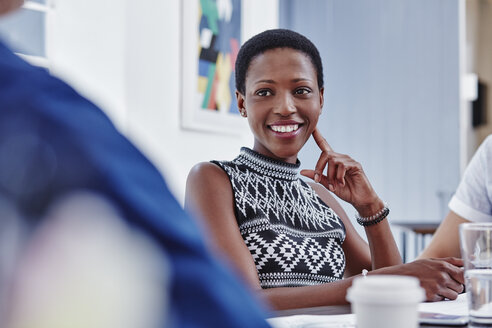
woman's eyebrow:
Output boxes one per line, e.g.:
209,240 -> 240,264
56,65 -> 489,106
291,78 -> 313,83
253,78 -> 313,84
253,79 -> 276,84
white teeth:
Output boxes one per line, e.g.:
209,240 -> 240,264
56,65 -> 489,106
271,124 -> 299,133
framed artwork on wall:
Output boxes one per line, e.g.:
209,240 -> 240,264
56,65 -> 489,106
181,0 -> 248,135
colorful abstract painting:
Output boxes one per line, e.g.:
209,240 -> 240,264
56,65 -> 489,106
197,0 -> 241,115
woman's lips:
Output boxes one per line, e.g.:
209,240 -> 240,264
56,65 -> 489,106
268,123 -> 303,138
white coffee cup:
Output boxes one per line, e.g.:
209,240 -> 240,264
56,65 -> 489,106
346,275 -> 425,328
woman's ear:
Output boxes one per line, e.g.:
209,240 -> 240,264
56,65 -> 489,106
319,87 -> 324,115
236,91 -> 247,117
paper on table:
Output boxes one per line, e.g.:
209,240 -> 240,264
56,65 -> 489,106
418,293 -> 468,316
267,294 -> 468,328
267,314 -> 356,328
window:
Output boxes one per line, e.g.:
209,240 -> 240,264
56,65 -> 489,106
0,0 -> 51,67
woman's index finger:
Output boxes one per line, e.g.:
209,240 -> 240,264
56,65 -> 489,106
312,128 -> 333,152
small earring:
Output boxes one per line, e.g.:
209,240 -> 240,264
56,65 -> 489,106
240,109 -> 247,117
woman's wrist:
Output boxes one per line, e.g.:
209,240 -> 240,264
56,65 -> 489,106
354,198 -> 384,218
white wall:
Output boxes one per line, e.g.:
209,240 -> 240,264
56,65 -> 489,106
50,0 -> 127,128
50,0 -> 278,203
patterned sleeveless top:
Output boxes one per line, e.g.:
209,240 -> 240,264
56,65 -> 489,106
212,147 -> 346,288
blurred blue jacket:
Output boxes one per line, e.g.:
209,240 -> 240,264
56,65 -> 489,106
0,40 -> 271,328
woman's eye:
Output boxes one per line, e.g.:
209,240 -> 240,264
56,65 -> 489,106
295,88 -> 311,95
256,89 -> 272,96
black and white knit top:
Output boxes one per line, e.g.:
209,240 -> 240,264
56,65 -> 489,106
212,147 -> 346,288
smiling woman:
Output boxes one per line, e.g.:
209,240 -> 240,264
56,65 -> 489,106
185,29 -> 466,310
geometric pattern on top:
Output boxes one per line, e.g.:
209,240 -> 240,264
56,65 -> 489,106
212,147 -> 346,288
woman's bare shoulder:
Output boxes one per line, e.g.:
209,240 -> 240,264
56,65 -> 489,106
185,161 -> 235,221
186,162 -> 231,197
187,161 -> 230,186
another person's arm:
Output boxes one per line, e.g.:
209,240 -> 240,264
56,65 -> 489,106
420,135 -> 492,259
418,211 -> 469,259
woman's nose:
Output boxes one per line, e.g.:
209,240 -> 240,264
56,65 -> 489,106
273,93 -> 296,116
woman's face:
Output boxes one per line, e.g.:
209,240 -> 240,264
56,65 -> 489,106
237,48 -> 323,164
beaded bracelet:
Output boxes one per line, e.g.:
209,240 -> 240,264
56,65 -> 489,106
355,204 -> 390,226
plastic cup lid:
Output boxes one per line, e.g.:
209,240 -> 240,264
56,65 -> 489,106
346,275 -> 425,304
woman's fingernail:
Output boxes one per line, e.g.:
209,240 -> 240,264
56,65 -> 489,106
328,184 -> 334,191
314,173 -> 320,182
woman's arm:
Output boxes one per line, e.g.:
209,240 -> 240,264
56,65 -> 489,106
308,182 -> 371,276
186,163 -> 464,309
185,162 -> 261,288
301,129 -> 402,270
309,179 -> 401,271
185,163 -> 356,307
264,256 -> 465,308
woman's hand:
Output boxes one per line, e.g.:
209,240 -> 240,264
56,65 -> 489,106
375,258 -> 465,301
300,128 -> 382,216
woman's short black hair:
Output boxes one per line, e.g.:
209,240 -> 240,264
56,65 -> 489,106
235,29 -> 324,94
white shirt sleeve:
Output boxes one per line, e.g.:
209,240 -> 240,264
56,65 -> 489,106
449,135 -> 492,222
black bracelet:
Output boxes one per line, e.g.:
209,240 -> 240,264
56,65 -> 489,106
356,207 -> 390,226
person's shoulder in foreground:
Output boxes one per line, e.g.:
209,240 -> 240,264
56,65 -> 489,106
0,40 -> 270,327
420,135 -> 492,259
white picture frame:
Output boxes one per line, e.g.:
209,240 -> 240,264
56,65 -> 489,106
181,0 -> 247,134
